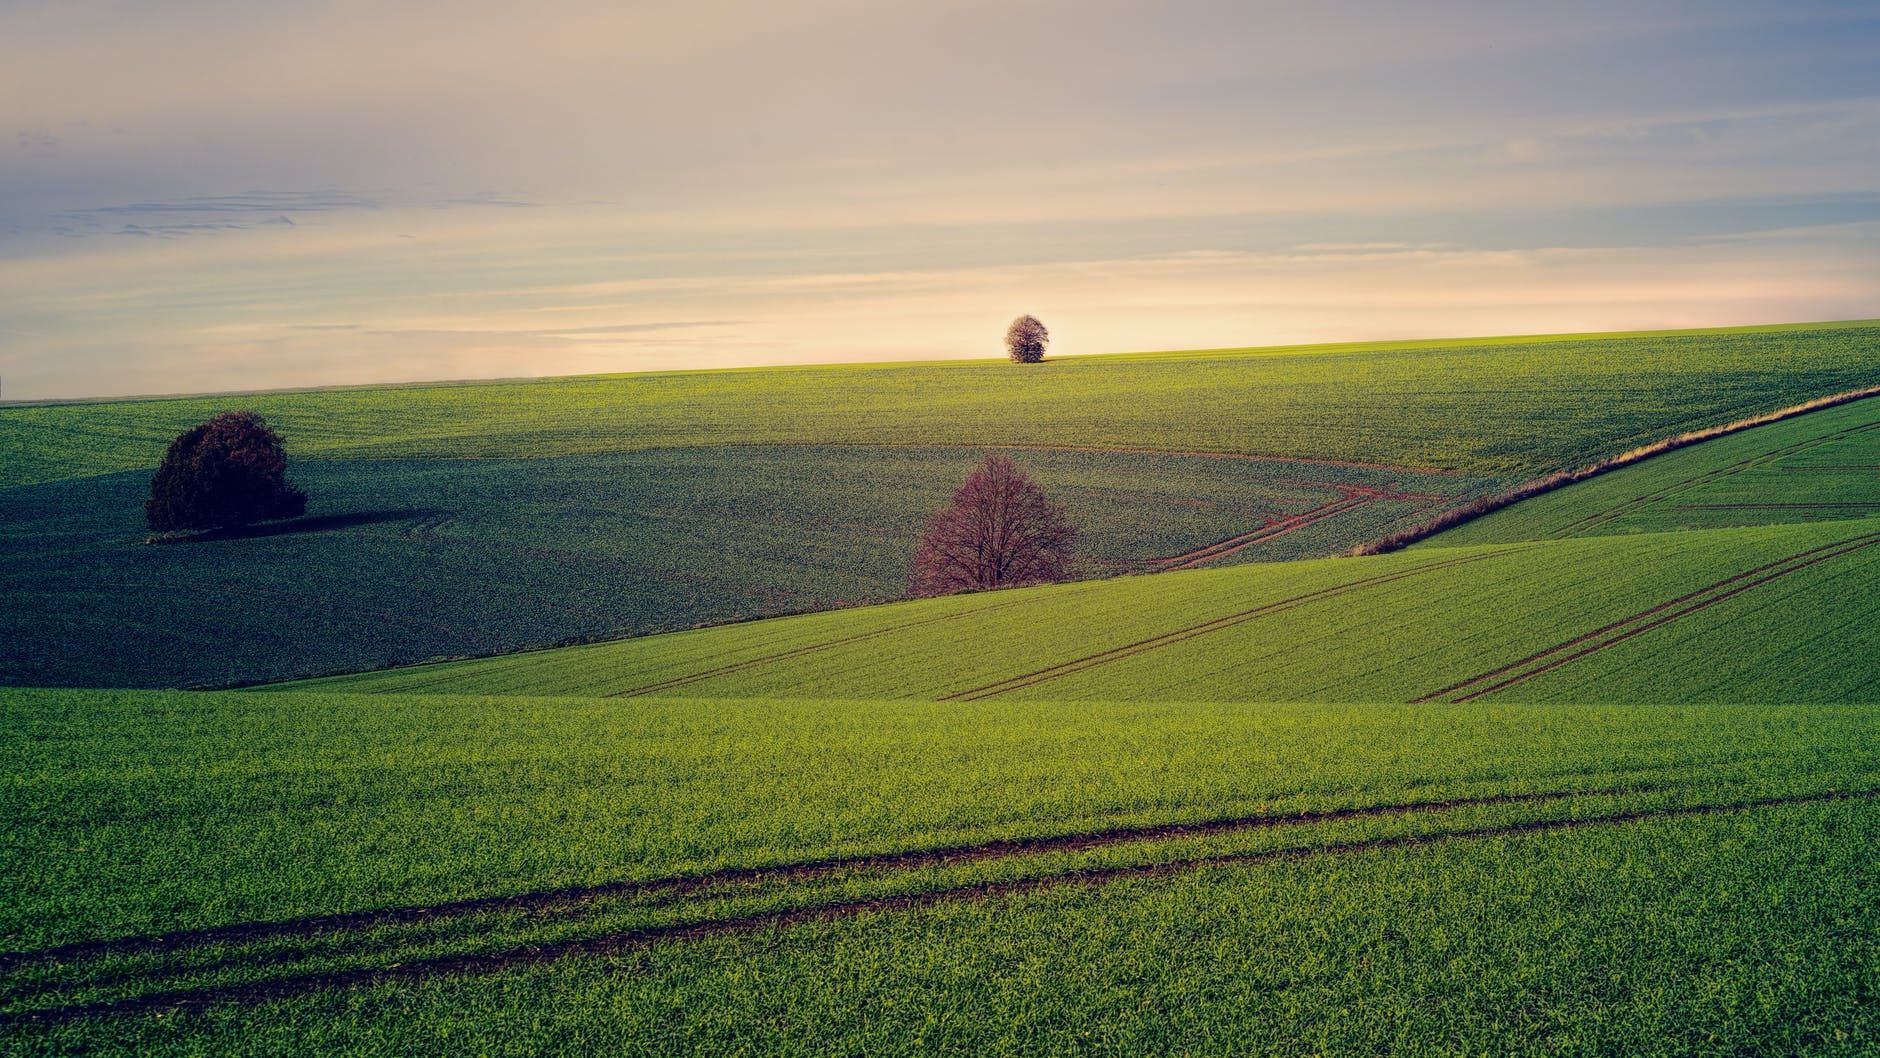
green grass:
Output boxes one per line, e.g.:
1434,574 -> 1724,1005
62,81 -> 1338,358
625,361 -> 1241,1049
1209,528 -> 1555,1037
2,689 -> 1875,1053
6,321 -> 1873,689
294,517 -> 1880,704
0,447 -> 1494,688
19,800 -> 1872,1057
1430,394 -> 1880,545
5,320 -> 1877,489
7,324 -> 1880,1053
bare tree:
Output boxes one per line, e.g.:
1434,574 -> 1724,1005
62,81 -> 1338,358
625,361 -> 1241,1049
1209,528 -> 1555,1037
909,454 -> 1076,596
1005,315 -> 1049,363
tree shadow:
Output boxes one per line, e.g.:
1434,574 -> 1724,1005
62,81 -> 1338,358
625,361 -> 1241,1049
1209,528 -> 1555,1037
144,509 -> 445,545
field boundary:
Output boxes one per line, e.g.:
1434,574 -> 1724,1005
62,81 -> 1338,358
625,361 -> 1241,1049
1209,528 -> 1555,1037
1352,386 -> 1880,555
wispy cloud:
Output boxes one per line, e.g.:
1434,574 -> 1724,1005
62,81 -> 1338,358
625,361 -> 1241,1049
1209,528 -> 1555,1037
1,1 -> 1877,397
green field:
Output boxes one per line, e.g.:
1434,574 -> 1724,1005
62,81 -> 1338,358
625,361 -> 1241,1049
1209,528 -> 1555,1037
4,320 -> 1876,690
7,321 -> 1878,490
285,390 -> 1880,705
0,447 -> 1493,688
4,323 -> 1879,1055
1431,395 -> 1880,545
297,518 -> 1880,705
3,690 -> 1876,1054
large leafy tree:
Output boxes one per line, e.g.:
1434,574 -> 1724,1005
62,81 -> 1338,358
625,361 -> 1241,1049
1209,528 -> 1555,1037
909,454 -> 1076,596
146,411 -> 308,532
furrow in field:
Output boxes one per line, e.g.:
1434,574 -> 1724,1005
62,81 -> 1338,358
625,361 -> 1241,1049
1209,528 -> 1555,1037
1414,528 -> 1880,704
7,787 -> 1871,1026
1147,494 -> 1372,570
941,548 -> 1521,702
1547,420 -> 1880,538
1147,484 -> 1453,571
606,591 -> 1051,698
0,779 -> 1627,970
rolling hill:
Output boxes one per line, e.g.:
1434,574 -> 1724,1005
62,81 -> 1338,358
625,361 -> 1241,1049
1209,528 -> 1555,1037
3,320 -> 1876,689
298,394 -> 1880,705
4,324 -> 1879,1056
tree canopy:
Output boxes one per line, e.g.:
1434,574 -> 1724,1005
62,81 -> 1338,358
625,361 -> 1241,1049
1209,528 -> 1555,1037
146,411 -> 308,532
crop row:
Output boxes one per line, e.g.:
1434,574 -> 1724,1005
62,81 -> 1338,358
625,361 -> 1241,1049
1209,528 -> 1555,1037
302,519 -> 1880,704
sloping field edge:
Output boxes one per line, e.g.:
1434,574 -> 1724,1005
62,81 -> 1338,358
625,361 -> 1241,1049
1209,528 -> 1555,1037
1351,386 -> 1880,556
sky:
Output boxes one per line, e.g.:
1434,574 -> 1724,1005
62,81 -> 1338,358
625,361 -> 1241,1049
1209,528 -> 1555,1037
3,0 -> 1879,400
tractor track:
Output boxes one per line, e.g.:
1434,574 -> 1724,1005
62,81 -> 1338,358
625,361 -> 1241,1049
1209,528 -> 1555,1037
1413,528 -> 1880,704
940,547 -> 1524,702
604,590 -> 1057,698
0,778 -> 1626,971
1548,420 -> 1880,538
5,786 -> 1871,1026
1147,485 -> 1454,572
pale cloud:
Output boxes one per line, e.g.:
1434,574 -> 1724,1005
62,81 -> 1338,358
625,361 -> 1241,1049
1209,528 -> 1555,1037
1,1 -> 1878,397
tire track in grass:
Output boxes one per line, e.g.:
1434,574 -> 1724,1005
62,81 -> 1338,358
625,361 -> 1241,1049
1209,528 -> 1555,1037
941,547 -> 1527,702
7,787 -> 1873,1025
605,590 -> 1056,698
1147,494 -> 1371,571
16,750 -> 1793,973
1147,485 -> 1454,572
361,581 -> 1069,697
0,778 -> 1629,971
1413,528 -> 1880,704
1547,420 -> 1880,538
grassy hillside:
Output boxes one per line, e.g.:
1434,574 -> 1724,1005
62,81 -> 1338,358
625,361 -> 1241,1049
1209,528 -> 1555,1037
0,447 -> 1493,688
295,518 -> 1880,705
3,688 -> 1875,1053
4,322 -> 1874,689
8,330 -> 1880,1054
1429,393 -> 1880,545
5,321 -> 1878,489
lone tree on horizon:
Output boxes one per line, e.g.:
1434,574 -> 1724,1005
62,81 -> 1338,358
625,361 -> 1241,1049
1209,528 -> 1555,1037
1005,315 -> 1049,363
909,454 -> 1077,596
146,411 -> 308,533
